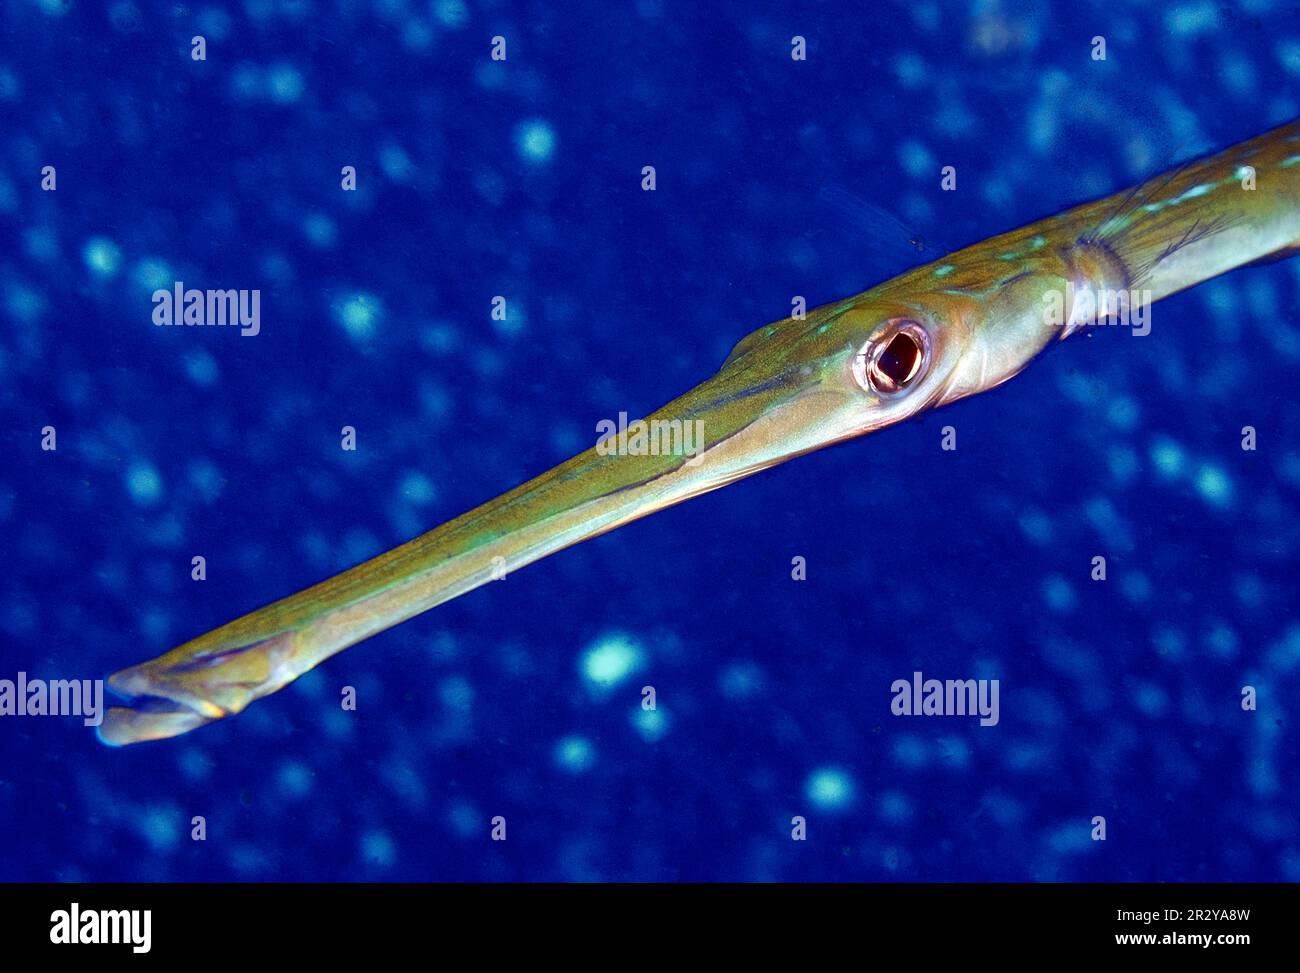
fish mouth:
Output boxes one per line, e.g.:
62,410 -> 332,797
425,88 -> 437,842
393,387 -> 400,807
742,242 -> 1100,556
97,630 -> 299,745
97,666 -> 228,746
97,696 -> 219,747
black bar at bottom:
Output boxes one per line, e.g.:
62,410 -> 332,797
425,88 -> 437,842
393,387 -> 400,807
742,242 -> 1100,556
0,882 -> 1291,957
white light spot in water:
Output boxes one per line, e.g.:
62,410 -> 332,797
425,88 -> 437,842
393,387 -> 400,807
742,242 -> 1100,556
805,767 -> 855,810
183,350 -> 219,387
439,676 -> 474,712
1045,820 -> 1093,855
1017,507 -> 1053,546
1150,437 -> 1185,478
421,323 -> 460,356
197,7 -> 232,41
333,293 -> 382,342
1165,1 -> 1220,37
1234,572 -> 1265,609
398,471 -> 437,506
140,609 -> 169,646
1152,627 -> 1187,660
937,735 -> 971,768
1218,53 -> 1255,98
516,119 -> 556,163
137,806 -> 180,852
188,459 -> 225,504
176,748 -> 213,783
360,830 -> 396,867
1083,496 -> 1129,548
277,761 -> 314,799
1204,621 -> 1239,660
134,258 -> 171,291
1107,396 -> 1139,430
718,660 -> 765,699
554,735 -> 595,773
1134,682 -> 1169,718
83,237 -> 123,278
1267,625 -> 1300,673
0,68 -> 18,103
1042,574 -> 1076,613
1195,464 -> 1233,508
492,301 -> 526,338
894,51 -> 927,88
475,59 -> 507,90
882,845 -> 905,872
267,64 -> 304,103
580,633 -> 642,690
404,21 -> 434,51
230,844 -> 269,876
631,706 -> 668,742
379,142 -> 415,182
435,0 -> 470,28
303,212 -> 336,248
446,800 -> 480,839
1278,39 -> 1300,76
5,281 -> 45,323
126,462 -> 163,506
897,139 -> 934,180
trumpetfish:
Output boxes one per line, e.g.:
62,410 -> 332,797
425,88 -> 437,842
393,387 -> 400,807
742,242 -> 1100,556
99,119 -> 1300,745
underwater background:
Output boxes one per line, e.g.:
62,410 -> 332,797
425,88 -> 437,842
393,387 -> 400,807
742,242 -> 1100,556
2,0 -> 1298,882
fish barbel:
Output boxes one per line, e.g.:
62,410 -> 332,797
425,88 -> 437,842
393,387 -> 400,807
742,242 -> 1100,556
99,120 -> 1300,745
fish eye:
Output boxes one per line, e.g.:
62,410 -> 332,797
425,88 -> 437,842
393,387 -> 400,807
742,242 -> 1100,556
853,320 -> 930,395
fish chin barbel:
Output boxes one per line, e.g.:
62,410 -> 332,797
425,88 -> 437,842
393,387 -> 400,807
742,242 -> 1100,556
100,120 -> 1300,745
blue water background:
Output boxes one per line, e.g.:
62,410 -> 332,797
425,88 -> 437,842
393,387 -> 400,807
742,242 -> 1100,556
1,0 -> 1298,880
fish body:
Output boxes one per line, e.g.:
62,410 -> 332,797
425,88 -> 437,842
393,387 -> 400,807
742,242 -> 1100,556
100,120 -> 1300,745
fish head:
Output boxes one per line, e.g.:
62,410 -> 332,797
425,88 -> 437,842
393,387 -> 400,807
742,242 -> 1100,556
705,249 -> 1085,464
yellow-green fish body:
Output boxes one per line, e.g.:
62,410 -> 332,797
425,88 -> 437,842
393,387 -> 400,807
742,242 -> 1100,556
100,120 -> 1300,745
